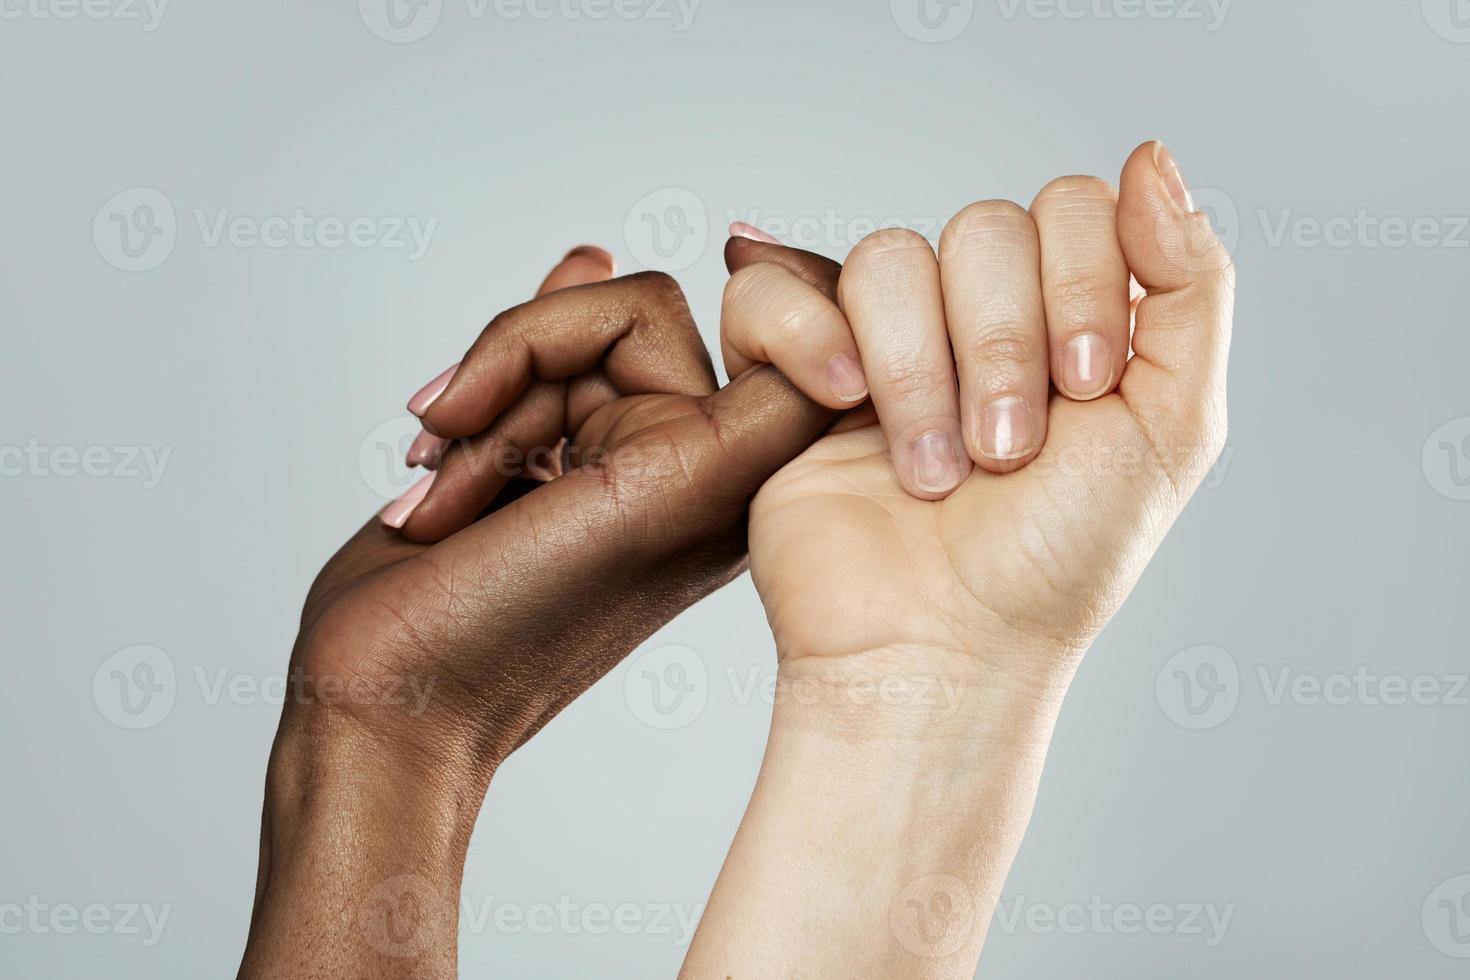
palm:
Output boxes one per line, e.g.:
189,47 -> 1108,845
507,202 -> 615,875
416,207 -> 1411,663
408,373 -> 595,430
749,395 -> 1175,665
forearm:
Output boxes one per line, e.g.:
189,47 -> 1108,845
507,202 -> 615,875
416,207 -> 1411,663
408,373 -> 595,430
682,647 -> 1074,979
238,710 -> 489,979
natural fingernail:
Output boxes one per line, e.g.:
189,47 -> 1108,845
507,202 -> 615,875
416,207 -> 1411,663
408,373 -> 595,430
826,352 -> 869,403
380,472 -> 437,530
407,362 -> 459,418
980,397 -> 1035,461
729,221 -> 782,245
1061,333 -> 1113,400
912,430 -> 965,494
1154,142 -> 1196,214
406,430 -> 450,469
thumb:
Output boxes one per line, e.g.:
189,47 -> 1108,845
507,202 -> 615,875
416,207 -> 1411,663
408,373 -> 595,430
1116,141 -> 1235,455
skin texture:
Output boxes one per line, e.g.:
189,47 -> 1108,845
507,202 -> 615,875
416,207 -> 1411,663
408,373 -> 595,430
683,142 -> 1234,978
237,251 -> 833,979
724,163 -> 1150,494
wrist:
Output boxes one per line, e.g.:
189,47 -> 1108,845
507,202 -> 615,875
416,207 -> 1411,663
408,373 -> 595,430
240,709 -> 489,978
686,645 -> 1076,979
770,642 -> 1078,753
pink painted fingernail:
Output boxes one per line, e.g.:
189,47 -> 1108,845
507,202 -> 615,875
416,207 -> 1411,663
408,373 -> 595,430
381,472 -> 436,529
729,221 -> 782,245
1060,333 -> 1113,400
407,362 -> 459,417
406,430 -> 450,469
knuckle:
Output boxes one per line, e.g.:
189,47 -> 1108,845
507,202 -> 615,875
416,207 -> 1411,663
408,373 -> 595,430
881,358 -> 952,400
969,331 -> 1040,369
849,227 -> 935,265
721,264 -> 768,319
774,291 -> 839,345
624,269 -> 682,297
941,200 -> 1036,255
1033,175 -> 1118,215
1045,267 -> 1124,320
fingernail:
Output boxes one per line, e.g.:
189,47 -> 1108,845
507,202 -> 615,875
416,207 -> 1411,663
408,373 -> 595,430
980,397 -> 1035,461
381,472 -> 437,530
729,221 -> 782,245
911,430 -> 965,494
1060,333 -> 1113,400
407,362 -> 459,418
563,245 -> 616,273
406,430 -> 450,469
826,353 -> 869,403
1154,142 -> 1196,214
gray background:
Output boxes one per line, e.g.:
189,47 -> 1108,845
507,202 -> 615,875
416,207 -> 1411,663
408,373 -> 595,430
3,0 -> 1468,976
